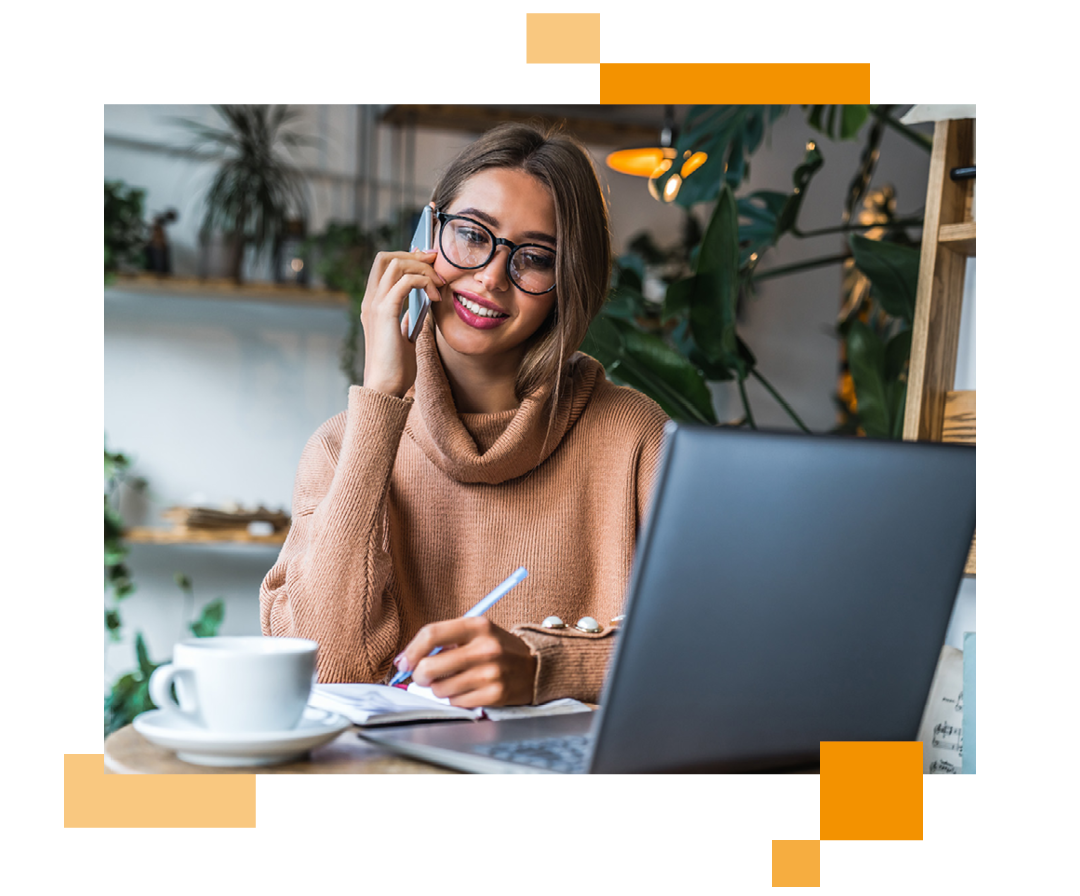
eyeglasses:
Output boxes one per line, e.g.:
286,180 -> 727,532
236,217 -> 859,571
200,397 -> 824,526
436,210 -> 557,295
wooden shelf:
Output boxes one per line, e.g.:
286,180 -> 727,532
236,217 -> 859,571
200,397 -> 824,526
905,119 -> 976,578
125,526 -> 288,546
380,104 -> 665,146
106,272 -> 348,308
939,222 -> 976,256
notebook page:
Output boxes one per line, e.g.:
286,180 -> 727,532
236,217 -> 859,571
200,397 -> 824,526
310,683 -> 481,725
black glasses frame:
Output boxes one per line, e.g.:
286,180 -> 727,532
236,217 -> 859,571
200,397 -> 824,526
436,210 -> 557,295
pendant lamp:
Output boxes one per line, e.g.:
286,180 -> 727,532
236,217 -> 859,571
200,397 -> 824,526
605,106 -> 708,203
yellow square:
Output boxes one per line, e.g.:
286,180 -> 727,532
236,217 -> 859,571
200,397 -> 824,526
820,742 -> 923,840
772,840 -> 820,888
526,13 -> 600,64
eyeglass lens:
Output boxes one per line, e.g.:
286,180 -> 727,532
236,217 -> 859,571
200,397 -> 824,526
441,217 -> 556,294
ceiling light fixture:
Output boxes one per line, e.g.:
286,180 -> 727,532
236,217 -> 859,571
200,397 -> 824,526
605,106 -> 708,203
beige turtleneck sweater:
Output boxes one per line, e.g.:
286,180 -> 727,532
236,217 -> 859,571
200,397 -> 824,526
260,319 -> 669,703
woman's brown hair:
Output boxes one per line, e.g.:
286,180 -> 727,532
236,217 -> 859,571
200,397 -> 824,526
431,121 -> 612,403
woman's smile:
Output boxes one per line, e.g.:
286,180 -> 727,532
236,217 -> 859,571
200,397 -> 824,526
452,289 -> 511,329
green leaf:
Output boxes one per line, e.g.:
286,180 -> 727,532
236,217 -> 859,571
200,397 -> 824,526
602,260 -> 651,321
602,292 -> 643,320
190,598 -> 226,638
654,105 -> 786,207
619,328 -> 717,424
846,321 -> 890,438
579,314 -> 624,369
661,275 -> 695,324
135,632 -> 156,678
841,105 -> 870,139
105,608 -> 122,633
585,316 -> 715,424
104,502 -> 125,540
776,143 -> 825,235
802,105 -> 870,140
689,185 -> 740,370
884,328 -> 912,381
174,572 -> 192,593
612,255 -> 646,291
843,109 -> 888,223
734,143 -> 824,266
849,235 -> 920,324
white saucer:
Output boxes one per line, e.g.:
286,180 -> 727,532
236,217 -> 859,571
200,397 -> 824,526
133,706 -> 353,767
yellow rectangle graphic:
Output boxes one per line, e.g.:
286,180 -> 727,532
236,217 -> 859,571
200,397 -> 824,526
65,754 -> 256,828
527,13 -> 601,64
772,839 -> 821,887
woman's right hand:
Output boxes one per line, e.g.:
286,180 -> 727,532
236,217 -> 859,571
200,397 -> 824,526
360,248 -> 444,397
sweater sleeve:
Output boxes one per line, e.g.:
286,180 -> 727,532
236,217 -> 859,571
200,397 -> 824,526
511,405 -> 669,705
511,624 -> 619,704
260,386 -> 413,683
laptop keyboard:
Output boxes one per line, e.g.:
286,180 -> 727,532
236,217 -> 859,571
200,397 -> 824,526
472,734 -> 594,773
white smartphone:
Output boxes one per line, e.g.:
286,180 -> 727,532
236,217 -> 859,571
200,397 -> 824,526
407,206 -> 434,342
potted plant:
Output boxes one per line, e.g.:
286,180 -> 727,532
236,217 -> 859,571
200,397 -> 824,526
180,105 -> 311,284
104,180 -> 147,283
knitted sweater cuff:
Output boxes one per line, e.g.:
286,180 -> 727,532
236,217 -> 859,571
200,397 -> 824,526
512,624 -> 618,705
347,384 -> 414,428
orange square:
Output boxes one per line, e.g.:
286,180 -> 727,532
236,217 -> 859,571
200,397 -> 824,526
820,742 -> 923,840
772,840 -> 820,887
526,13 -> 601,64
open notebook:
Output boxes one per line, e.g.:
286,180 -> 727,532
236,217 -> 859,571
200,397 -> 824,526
309,682 -> 590,727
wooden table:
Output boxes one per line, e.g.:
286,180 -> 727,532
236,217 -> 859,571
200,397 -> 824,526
104,724 -> 456,774
105,717 -> 812,774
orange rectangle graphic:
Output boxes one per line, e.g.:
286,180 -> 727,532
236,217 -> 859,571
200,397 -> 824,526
819,741 -> 923,841
599,63 -> 870,104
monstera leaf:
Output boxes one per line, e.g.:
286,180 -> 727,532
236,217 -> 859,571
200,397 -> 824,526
651,105 -> 786,207
737,143 -> 826,265
803,104 -> 870,141
581,315 -> 716,424
849,234 -> 920,324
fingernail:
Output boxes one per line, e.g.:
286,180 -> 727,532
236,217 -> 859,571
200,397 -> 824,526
393,652 -> 411,672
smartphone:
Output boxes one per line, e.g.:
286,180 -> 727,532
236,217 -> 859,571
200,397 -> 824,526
407,206 -> 434,342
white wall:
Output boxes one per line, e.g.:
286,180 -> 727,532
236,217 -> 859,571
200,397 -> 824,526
104,291 -> 351,681
104,104 -> 958,682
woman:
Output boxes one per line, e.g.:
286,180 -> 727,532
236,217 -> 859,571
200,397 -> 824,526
260,122 -> 669,707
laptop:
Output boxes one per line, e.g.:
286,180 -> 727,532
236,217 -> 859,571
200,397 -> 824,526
360,422 -> 977,773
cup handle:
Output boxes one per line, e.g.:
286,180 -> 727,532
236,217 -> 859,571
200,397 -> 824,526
149,663 -> 198,720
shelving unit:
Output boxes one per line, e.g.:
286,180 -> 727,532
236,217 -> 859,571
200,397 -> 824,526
903,117 -> 976,576
107,272 -> 348,308
125,526 -> 288,546
107,276 -> 343,556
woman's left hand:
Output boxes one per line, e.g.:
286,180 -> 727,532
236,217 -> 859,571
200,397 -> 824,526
394,618 -> 537,707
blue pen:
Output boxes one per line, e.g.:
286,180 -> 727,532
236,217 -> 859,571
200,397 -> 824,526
388,566 -> 529,686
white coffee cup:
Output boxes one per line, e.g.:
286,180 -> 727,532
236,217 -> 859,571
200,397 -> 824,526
149,636 -> 318,733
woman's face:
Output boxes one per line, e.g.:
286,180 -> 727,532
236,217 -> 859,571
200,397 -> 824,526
430,167 -> 558,364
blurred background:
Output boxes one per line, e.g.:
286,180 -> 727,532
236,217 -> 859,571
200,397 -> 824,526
104,103 -> 974,733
